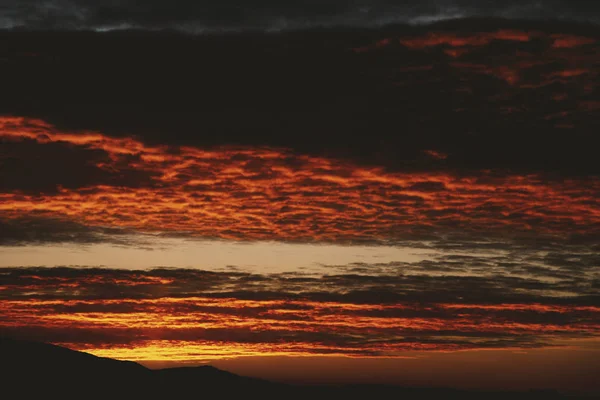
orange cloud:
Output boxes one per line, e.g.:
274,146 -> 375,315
551,34 -> 596,48
353,29 -> 599,94
1,295 -> 597,361
1,117 -> 598,243
396,30 -> 535,49
2,263 -> 598,362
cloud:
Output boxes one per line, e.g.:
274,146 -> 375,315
1,266 -> 598,359
1,21 -> 599,181
2,259 -> 596,303
1,1 -> 600,31
0,216 -> 143,246
1,116 -> 598,245
0,136 -> 159,193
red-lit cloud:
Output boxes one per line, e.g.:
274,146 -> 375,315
356,30 -> 599,91
1,267 -> 598,361
1,117 -> 598,243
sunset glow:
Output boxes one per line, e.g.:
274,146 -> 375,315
1,18 -> 599,395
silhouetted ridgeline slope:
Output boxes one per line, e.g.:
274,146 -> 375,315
0,337 -> 589,399
1,337 -> 280,397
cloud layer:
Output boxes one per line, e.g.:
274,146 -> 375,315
2,1 -> 600,31
1,116 -> 599,245
2,22 -> 598,178
1,265 -> 598,360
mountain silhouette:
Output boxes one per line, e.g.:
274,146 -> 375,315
0,337 -> 590,399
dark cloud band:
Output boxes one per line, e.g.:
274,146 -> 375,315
2,1 -> 600,31
1,21 -> 599,180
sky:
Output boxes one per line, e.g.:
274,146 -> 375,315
0,1 -> 599,395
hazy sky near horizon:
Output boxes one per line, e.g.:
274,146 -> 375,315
0,238 -> 434,272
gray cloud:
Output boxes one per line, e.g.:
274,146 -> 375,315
0,217 -> 144,246
1,252 -> 597,304
1,1 -> 599,31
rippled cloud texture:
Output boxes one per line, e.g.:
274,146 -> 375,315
1,264 -> 598,361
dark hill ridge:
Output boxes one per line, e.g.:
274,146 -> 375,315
1,337 -> 279,397
0,337 -> 591,399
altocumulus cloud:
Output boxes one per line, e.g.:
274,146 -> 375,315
1,117 -> 598,245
